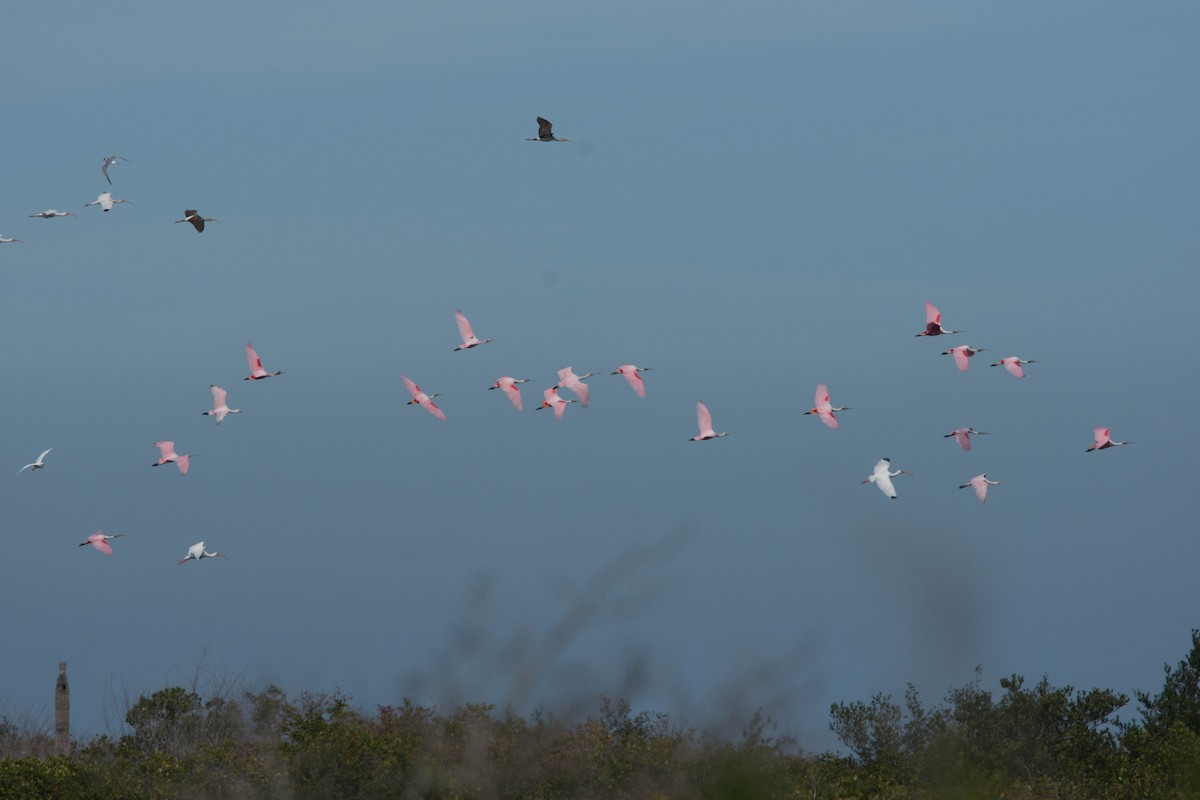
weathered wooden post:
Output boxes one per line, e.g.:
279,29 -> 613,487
55,662 -> 70,755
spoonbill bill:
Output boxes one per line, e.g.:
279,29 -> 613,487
916,302 -> 961,337
537,386 -> 575,420
0,235 -> 24,244
175,209 -> 220,232
489,377 -> 532,411
101,154 -> 129,184
942,345 -> 987,372
862,458 -> 911,499
557,367 -> 595,408
991,357 -> 1038,379
526,117 -> 574,143
244,344 -> 283,380
804,383 -> 850,430
17,448 -> 53,474
691,402 -> 729,441
178,541 -> 228,564
612,365 -> 652,398
1087,427 -> 1132,452
29,209 -> 75,219
960,473 -> 1004,503
453,310 -> 494,351
202,385 -> 241,425
152,441 -> 193,475
403,375 -> 446,420
80,531 -> 123,556
943,428 -> 988,452
85,192 -> 130,212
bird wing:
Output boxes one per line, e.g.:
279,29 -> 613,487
245,343 -> 264,375
875,473 -> 897,498
454,310 -> 474,343
189,542 -> 205,559
696,402 -> 713,435
537,117 -> 553,137
573,381 -> 589,407
552,397 -> 566,419
952,348 -> 970,372
815,383 -> 831,413
92,537 -> 114,556
17,463 -> 34,474
1093,427 -> 1110,446
1004,359 -> 1024,378
155,441 -> 177,459
101,160 -> 112,184
972,476 -> 988,503
818,410 -> 840,430
954,430 -> 972,452
556,366 -> 575,384
38,448 -> 52,463
873,459 -> 890,475
402,375 -> 421,400
176,455 -> 190,475
210,385 -> 227,407
622,369 -> 646,398
425,399 -> 447,421
501,381 -> 523,410
925,302 -> 941,325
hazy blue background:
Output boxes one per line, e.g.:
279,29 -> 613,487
1,1 -> 1196,748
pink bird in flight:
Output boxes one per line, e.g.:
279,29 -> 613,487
80,531 -> 124,556
691,402 -> 729,441
536,386 -> 576,419
403,375 -> 446,420
244,343 -> 283,380
202,385 -> 242,425
612,365 -> 652,398
453,310 -> 495,351
991,357 -> 1038,379
489,377 -> 532,411
1087,427 -> 1132,452
942,345 -> 987,372
152,441 -> 193,475
804,383 -> 850,430
960,473 -> 1005,503
557,367 -> 595,408
943,427 -> 988,452
916,302 -> 961,337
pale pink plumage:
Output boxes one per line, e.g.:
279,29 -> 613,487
490,376 -> 530,411
691,401 -> 728,441
152,441 -> 192,475
959,473 -> 1003,503
804,383 -> 848,430
1087,427 -> 1132,452
944,427 -> 987,452
942,345 -> 986,372
203,385 -> 241,425
990,356 -> 1037,379
80,531 -> 122,555
537,386 -> 574,420
403,375 -> 446,420
917,302 -> 960,336
557,367 -> 593,408
453,309 -> 494,351
613,364 -> 650,398
244,343 -> 283,380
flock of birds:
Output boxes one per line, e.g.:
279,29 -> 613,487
6,121 -> 1134,572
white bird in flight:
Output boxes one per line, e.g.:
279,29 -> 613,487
178,541 -> 228,564
0,234 -> 24,244
202,385 -> 242,425
453,309 -> 494,351
17,448 -> 53,474
862,458 -> 912,500
101,154 -> 129,184
29,209 -> 76,219
691,401 -> 729,441
85,192 -> 131,212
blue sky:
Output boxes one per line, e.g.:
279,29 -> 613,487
1,1 -> 1197,748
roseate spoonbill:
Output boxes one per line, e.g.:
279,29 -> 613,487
178,541 -> 228,564
80,531 -> 123,555
862,458 -> 911,499
916,302 -> 961,337
403,375 -> 446,420
943,428 -> 988,452
174,209 -> 220,233
612,365 -> 652,398
557,367 -> 594,408
152,441 -> 193,475
960,473 -> 1004,503
526,117 -> 574,143
691,402 -> 729,441
202,385 -> 241,425
942,345 -> 987,372
453,310 -> 494,351
1087,427 -> 1132,452
0,235 -> 23,244
101,154 -> 129,184
29,209 -> 75,219
244,344 -> 283,380
536,386 -> 575,420
85,192 -> 130,212
990,357 -> 1038,379
17,448 -> 53,474
804,383 -> 850,430
489,377 -> 532,411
